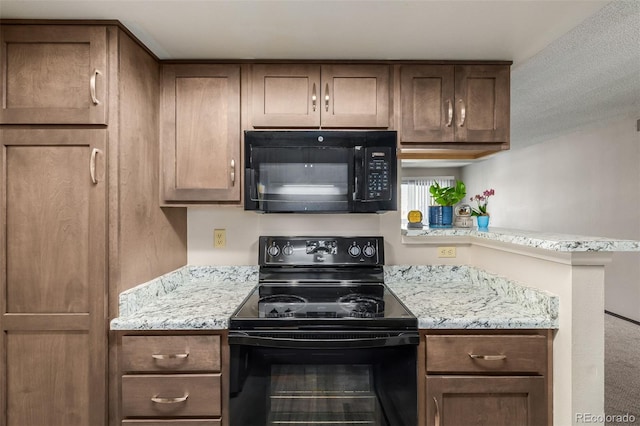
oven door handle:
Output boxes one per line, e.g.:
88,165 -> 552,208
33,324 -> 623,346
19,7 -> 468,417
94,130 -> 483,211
228,333 -> 419,349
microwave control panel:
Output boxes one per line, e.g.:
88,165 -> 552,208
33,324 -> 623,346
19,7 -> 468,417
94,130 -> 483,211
365,147 -> 392,200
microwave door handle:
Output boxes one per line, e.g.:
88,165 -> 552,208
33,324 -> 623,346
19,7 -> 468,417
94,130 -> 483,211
353,146 -> 363,201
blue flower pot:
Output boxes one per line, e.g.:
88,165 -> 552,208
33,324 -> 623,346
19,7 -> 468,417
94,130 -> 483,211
477,215 -> 490,229
428,206 -> 453,228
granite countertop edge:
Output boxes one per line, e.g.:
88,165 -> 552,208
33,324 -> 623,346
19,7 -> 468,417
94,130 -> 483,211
110,265 -> 558,332
402,226 -> 640,252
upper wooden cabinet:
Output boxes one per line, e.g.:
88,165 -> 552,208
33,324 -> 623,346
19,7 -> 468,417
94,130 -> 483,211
0,25 -> 108,124
400,64 -> 509,145
161,64 -> 241,204
251,64 -> 390,128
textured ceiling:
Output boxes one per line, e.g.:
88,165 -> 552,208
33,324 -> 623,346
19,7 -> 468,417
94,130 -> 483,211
511,0 -> 640,149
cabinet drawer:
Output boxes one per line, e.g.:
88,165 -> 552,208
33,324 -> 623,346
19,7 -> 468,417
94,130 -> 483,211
122,374 -> 221,418
122,335 -> 220,372
122,420 -> 221,425
426,335 -> 547,374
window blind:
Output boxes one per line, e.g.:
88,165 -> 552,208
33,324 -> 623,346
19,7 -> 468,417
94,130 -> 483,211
401,176 -> 455,224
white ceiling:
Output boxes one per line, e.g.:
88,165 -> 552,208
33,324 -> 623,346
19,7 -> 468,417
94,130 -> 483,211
1,0 -> 638,155
0,0 -> 607,63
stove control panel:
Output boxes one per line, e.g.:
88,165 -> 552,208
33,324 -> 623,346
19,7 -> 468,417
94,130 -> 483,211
260,236 -> 384,266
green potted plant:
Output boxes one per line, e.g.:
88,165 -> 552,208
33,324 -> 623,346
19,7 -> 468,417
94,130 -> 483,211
428,180 -> 466,228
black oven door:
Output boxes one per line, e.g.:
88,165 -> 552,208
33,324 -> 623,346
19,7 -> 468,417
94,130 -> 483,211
245,145 -> 354,213
229,335 -> 417,426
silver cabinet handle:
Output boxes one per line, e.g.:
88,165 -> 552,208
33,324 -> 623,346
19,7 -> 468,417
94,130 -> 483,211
445,99 -> 453,127
469,353 -> 507,361
90,148 -> 102,184
324,83 -> 330,112
433,396 -> 440,426
152,353 -> 189,360
458,99 -> 466,127
230,159 -> 236,185
311,83 -> 317,112
151,394 -> 189,404
90,69 -> 102,105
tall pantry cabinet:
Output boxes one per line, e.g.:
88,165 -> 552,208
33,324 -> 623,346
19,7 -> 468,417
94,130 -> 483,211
0,22 -> 187,426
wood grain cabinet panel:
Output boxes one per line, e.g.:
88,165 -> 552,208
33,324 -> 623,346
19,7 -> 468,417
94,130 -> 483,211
0,25 -> 108,124
426,376 -> 547,426
251,64 -> 321,128
426,335 -> 547,374
122,335 -> 221,372
251,64 -> 389,128
122,374 -> 222,418
400,64 -> 509,145
400,65 -> 455,143
454,65 -> 510,143
161,64 -> 241,203
0,128 -> 107,426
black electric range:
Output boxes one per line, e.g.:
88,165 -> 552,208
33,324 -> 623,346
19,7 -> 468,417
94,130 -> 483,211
228,236 -> 418,426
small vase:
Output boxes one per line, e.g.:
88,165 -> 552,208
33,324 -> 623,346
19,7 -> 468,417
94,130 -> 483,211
428,206 -> 454,228
477,215 -> 490,229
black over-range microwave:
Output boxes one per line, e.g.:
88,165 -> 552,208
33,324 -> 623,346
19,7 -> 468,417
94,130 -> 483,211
244,131 -> 397,213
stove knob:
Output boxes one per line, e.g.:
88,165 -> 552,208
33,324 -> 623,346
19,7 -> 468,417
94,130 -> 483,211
267,245 -> 280,257
363,245 -> 376,257
282,245 -> 294,256
348,244 -> 361,257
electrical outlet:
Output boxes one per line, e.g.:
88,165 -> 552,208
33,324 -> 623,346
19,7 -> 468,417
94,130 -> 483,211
437,246 -> 456,258
214,229 -> 226,248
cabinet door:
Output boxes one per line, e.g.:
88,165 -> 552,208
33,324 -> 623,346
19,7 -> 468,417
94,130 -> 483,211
454,65 -> 510,143
0,25 -> 108,124
321,64 -> 390,128
0,129 -> 107,426
400,65 -> 455,143
426,376 -> 546,426
251,64 -> 321,128
161,64 -> 241,203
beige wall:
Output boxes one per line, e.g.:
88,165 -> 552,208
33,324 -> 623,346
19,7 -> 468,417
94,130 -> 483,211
462,114 -> 640,321
187,207 -> 471,266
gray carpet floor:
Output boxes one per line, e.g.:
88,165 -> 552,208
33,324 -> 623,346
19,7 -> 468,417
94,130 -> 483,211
605,313 -> 640,425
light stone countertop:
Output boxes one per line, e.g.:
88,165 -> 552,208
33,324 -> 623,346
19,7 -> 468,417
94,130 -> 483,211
403,226 -> 640,252
110,265 -> 558,331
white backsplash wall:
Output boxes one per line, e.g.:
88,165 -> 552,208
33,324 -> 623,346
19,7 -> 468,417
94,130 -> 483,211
187,206 -> 471,267
461,114 -> 640,321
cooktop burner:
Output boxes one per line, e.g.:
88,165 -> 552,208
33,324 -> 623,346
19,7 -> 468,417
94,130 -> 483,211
337,294 -> 385,318
258,290 -> 385,319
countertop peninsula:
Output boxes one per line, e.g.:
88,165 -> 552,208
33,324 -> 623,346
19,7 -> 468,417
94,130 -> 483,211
403,226 -> 640,252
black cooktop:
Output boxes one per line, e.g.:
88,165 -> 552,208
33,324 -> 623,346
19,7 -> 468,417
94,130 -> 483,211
230,236 -> 416,331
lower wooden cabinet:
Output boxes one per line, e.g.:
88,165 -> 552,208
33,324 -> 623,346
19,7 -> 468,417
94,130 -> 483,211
117,332 -> 228,426
426,376 -> 547,426
421,330 -> 553,426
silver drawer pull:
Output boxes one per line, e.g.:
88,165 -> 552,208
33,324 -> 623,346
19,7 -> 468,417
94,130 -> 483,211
469,353 -> 507,361
90,148 -> 102,184
152,352 -> 189,360
90,69 -> 102,105
151,394 -> 189,404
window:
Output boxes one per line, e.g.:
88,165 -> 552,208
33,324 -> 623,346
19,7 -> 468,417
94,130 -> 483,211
401,176 -> 455,226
